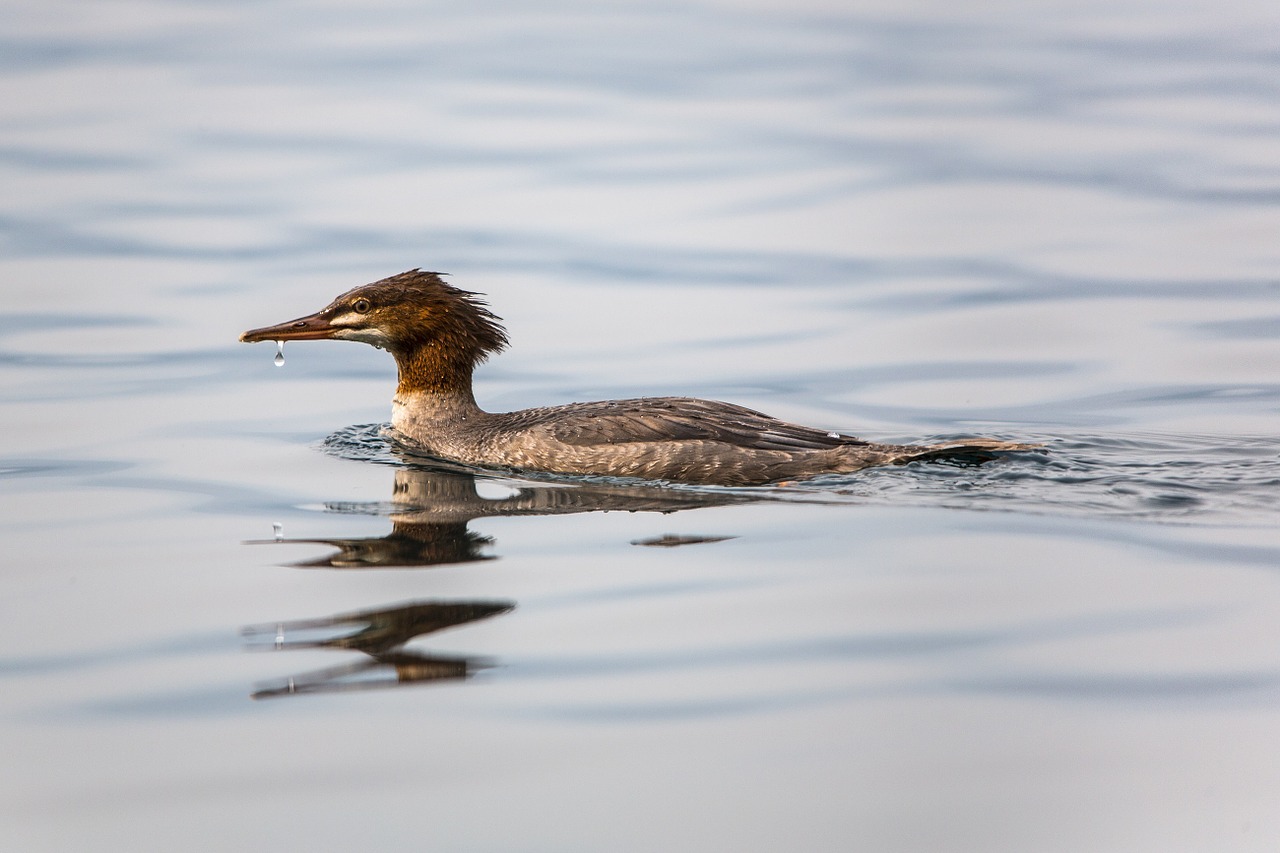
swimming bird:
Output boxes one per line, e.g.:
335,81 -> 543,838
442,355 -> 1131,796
241,270 -> 1038,486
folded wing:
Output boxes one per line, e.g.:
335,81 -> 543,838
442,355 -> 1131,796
535,397 -> 869,451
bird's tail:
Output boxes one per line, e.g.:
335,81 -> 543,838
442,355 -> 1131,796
867,438 -> 1044,467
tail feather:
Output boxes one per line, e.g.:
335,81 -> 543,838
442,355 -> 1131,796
875,438 -> 1044,467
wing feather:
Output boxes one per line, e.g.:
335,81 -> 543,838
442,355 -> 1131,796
528,397 -> 866,451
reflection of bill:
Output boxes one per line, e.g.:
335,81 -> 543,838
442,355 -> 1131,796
242,600 -> 514,699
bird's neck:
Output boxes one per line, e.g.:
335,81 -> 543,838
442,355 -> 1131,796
391,342 -> 485,422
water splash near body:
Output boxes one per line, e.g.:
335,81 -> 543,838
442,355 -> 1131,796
274,340 -> 285,367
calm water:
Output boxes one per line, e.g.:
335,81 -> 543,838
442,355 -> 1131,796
3,1 -> 1280,850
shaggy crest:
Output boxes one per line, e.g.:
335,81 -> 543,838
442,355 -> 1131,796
337,269 -> 509,365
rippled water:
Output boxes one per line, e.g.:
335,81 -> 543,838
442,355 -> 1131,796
4,1 -> 1280,851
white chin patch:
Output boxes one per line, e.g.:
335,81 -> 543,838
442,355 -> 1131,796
331,324 -> 392,350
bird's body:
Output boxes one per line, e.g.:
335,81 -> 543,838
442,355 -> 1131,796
241,270 -> 1038,486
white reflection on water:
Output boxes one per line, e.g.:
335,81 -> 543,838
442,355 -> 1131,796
2,0 -> 1280,851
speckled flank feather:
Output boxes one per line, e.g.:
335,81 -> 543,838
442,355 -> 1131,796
242,270 -> 1040,486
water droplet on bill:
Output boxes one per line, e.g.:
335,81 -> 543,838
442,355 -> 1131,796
274,340 -> 285,366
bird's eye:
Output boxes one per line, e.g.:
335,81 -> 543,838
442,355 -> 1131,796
352,298 -> 372,314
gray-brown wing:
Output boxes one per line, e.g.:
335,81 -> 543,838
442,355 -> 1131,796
533,397 -> 868,451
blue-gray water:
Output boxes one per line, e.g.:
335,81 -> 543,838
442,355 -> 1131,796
3,1 -> 1279,850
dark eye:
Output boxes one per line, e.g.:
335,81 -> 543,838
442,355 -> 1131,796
352,298 -> 372,314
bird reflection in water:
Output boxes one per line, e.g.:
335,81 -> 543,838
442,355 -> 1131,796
248,463 -> 750,569
244,463 -> 749,697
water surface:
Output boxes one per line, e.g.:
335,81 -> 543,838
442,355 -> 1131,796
3,1 -> 1280,851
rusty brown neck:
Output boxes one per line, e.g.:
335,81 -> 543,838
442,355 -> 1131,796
391,340 -> 485,415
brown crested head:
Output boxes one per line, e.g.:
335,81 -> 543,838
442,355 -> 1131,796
240,270 -> 509,368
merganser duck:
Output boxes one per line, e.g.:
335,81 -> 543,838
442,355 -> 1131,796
241,270 -> 1038,486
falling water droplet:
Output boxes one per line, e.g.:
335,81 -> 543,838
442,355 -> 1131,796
272,522 -> 284,541
275,623 -> 286,649
273,340 -> 285,367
